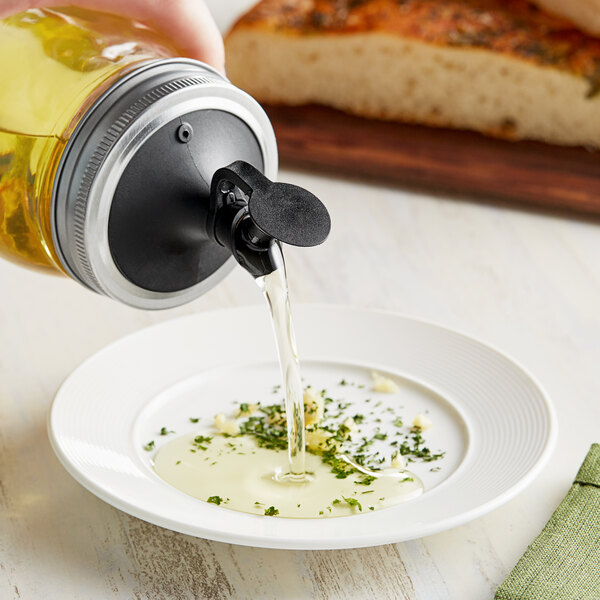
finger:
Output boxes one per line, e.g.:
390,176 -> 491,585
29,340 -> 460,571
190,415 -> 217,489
0,0 -> 225,72
117,0 -> 225,72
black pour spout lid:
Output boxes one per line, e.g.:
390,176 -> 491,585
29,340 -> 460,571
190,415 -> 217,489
209,161 -> 331,278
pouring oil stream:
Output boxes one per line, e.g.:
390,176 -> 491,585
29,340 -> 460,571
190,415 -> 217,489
255,244 -> 306,481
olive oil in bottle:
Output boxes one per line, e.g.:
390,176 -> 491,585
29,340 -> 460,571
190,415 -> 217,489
0,8 -> 177,270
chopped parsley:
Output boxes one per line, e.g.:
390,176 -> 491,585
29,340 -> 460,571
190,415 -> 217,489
342,496 -> 362,511
398,431 -> 445,463
356,475 -> 376,486
264,506 -> 279,516
192,435 -> 213,451
194,435 -> 212,444
207,496 -> 222,505
238,403 -> 288,450
189,417 -> 200,423
160,427 -> 174,436
320,449 -> 355,479
143,440 -> 155,452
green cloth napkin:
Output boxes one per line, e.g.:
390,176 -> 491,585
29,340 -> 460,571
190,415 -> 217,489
495,444 -> 600,600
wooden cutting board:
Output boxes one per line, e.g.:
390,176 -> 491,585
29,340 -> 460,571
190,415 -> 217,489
264,104 -> 600,217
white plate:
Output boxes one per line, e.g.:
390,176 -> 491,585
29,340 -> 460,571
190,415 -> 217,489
48,305 -> 557,550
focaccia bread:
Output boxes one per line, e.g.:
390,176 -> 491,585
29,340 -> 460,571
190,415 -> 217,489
531,0 -> 600,37
225,0 -> 600,147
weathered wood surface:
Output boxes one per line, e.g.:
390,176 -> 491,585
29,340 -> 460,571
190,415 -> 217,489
265,103 -> 600,217
1,167 -> 599,598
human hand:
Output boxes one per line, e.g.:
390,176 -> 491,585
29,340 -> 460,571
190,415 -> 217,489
0,0 -> 225,72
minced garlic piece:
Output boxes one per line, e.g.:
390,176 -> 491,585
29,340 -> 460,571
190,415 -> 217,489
214,412 -> 241,435
391,453 -> 406,470
412,413 -> 433,431
343,417 -> 358,433
371,371 -> 400,393
306,427 -> 337,452
304,388 -> 324,425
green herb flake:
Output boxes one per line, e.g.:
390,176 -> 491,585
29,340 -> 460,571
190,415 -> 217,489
175,460 -> 182,465
239,402 -> 250,413
342,496 -> 362,511
159,427 -> 174,436
356,475 -> 376,486
189,417 -> 200,423
264,506 -> 279,516
398,431 -> 445,462
194,435 -> 213,445
207,496 -> 223,505
143,440 -> 155,452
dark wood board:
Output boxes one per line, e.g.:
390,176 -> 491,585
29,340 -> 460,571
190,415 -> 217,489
264,104 -> 600,217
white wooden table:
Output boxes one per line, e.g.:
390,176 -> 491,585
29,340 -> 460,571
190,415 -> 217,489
2,4 -> 600,599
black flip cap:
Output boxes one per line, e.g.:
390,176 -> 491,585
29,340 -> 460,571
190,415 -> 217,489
211,161 -> 331,248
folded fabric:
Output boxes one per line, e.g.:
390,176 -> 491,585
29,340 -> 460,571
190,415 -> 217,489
495,444 -> 600,600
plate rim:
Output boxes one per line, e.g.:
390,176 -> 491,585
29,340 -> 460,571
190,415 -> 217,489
47,303 -> 558,549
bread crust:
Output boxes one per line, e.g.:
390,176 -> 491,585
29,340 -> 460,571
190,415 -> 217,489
230,0 -> 600,96
531,0 -> 600,36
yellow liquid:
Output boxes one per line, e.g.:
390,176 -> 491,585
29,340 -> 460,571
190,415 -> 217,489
0,8 -> 178,270
155,434 -> 423,519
